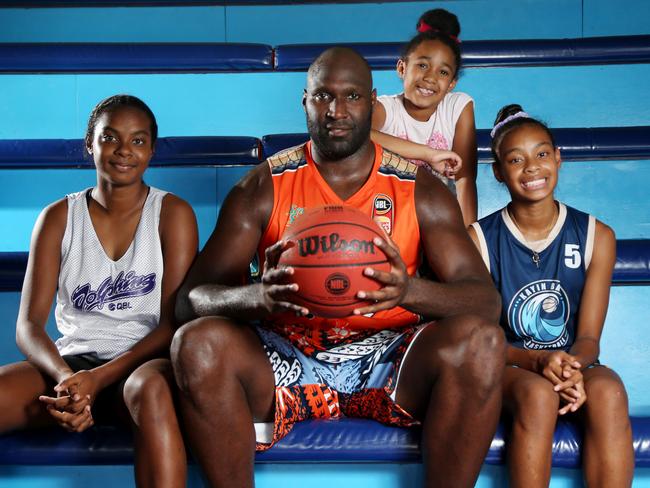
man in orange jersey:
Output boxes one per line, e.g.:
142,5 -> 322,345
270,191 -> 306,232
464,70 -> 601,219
173,47 -> 504,488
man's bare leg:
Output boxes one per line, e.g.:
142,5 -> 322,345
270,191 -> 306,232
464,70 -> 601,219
171,317 -> 275,488
395,315 -> 505,488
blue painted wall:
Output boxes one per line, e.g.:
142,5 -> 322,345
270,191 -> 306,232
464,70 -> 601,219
2,0 -> 650,43
224,0 -> 583,43
0,7 -> 227,42
0,167 -> 225,250
584,0 -> 650,36
0,458 -> 649,487
3,63 -> 650,140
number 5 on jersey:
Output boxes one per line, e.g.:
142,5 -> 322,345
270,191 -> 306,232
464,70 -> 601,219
564,244 -> 581,269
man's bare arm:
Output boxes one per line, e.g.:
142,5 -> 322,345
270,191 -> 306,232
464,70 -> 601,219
175,164 -> 303,323
355,169 -> 500,321
409,169 -> 499,319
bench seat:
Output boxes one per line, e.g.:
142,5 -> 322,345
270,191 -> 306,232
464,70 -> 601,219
1,416 -> 649,468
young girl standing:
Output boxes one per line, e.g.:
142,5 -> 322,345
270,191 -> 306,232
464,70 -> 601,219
468,104 -> 633,487
372,8 -> 477,225
0,95 -> 198,487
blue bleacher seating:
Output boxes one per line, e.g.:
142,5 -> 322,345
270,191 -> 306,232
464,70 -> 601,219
1,128 -> 649,469
0,43 -> 273,73
1,35 -> 649,73
261,127 -> 650,162
274,35 -> 650,70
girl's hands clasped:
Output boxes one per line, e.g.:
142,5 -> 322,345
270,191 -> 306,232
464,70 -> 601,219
39,370 -> 99,432
536,350 -> 587,414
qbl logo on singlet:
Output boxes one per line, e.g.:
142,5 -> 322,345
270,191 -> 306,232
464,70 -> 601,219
71,270 -> 156,312
507,279 -> 570,349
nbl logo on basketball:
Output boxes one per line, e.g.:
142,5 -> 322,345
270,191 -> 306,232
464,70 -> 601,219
507,279 -> 570,349
325,273 -> 350,295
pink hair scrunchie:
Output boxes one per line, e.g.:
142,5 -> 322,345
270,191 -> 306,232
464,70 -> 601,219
417,21 -> 461,44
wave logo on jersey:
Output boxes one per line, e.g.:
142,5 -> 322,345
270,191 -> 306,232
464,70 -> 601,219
71,270 -> 156,312
507,279 -> 570,349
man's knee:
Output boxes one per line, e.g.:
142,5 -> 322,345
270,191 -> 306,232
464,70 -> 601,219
440,315 -> 504,363
171,317 -> 240,396
437,315 -> 505,389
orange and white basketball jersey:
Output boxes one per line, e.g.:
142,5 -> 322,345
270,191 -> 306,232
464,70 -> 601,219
258,141 -> 423,353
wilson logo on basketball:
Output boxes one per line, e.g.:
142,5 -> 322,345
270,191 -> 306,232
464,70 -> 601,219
325,273 -> 350,295
278,205 -> 390,318
297,232 -> 376,257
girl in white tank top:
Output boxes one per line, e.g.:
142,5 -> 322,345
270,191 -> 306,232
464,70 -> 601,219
55,186 -> 166,360
1,95 -> 198,488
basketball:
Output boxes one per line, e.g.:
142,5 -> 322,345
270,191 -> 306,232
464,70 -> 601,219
278,205 -> 391,318
542,295 -> 558,313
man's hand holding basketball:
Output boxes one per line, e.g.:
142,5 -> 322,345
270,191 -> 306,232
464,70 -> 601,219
261,240 -> 309,316
354,236 -> 409,315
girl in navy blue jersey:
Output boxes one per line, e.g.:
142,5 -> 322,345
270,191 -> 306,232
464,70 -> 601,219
468,104 -> 633,487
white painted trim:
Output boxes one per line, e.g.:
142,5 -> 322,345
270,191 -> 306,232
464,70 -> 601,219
585,215 -> 596,269
471,222 -> 490,272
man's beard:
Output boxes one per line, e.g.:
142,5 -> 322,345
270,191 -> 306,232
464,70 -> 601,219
307,112 -> 372,160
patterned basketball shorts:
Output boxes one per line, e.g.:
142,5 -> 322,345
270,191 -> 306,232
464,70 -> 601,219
254,324 -> 426,451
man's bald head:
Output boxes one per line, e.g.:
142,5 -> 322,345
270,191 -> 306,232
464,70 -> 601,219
307,47 -> 373,93
303,47 -> 376,161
